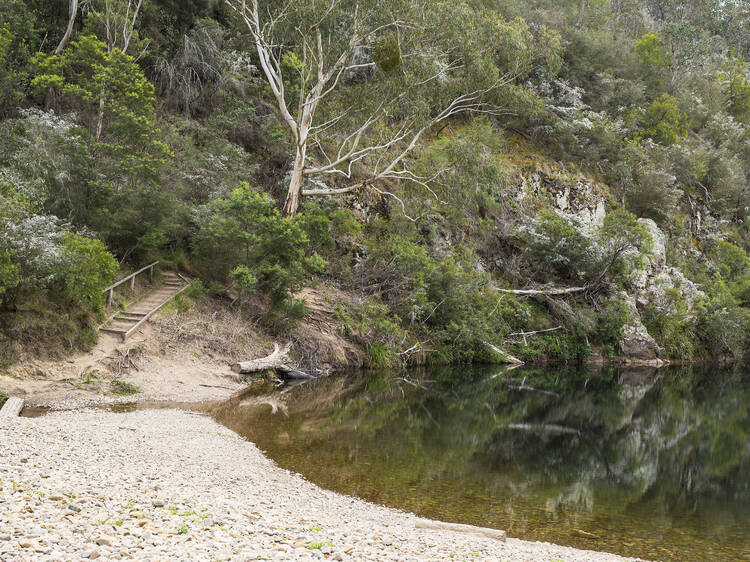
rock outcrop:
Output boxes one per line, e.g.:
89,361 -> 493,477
515,170 -> 607,234
616,292 -> 664,364
616,219 -> 703,364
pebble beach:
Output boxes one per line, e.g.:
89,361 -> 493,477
1,409 -> 641,561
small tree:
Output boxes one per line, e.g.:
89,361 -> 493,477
635,32 -> 671,93
32,35 -> 169,171
54,232 -> 117,308
197,183 -> 326,306
720,53 -> 750,124
639,93 -> 689,145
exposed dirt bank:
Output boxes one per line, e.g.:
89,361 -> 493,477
0,287 -> 365,409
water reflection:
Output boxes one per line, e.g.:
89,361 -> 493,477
213,364 -> 750,561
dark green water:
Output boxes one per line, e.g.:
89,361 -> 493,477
213,364 -> 750,561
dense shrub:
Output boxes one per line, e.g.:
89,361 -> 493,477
195,183 -> 325,309
1,215 -> 117,309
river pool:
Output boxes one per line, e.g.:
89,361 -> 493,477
213,364 -> 750,561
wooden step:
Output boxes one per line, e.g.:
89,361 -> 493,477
117,312 -> 147,319
100,274 -> 192,341
113,316 -> 140,324
100,327 -> 127,336
0,397 -> 24,417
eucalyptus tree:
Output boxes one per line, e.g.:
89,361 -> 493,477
225,0 -> 527,217
55,0 -> 87,54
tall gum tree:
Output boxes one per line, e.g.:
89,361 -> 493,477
226,0 -> 522,217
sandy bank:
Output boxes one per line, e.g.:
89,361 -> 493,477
0,409 -> 642,561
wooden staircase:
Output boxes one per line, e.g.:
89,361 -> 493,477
99,272 -> 190,341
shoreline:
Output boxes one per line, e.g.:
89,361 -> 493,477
1,408 -> 644,561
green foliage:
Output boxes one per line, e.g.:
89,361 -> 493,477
54,233 -> 118,309
278,51 -> 304,112
525,210 -> 594,282
111,380 -> 139,396
595,299 -> 630,352
597,208 -> 653,283
0,24 -> 23,115
296,202 -> 361,260
509,332 -> 589,362
31,35 -> 170,176
696,279 -> 750,359
373,33 -> 401,74
335,299 -> 407,363
183,279 -> 207,300
231,265 -> 258,294
0,1 -> 37,116
366,343 -> 395,369
635,33 -> 671,93
708,239 -> 750,281
642,294 -> 697,360
196,183 -> 323,309
640,94 -> 689,145
0,250 -> 20,307
0,0 -> 748,367
720,53 -> 750,123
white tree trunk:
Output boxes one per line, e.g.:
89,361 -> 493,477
55,0 -> 79,54
283,144 -> 307,217
96,96 -> 105,140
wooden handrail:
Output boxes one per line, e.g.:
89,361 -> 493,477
103,261 -> 159,292
103,261 -> 159,307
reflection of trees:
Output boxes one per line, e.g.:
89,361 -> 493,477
215,363 -> 750,560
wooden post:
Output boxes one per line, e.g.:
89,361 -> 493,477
107,288 -> 113,308
130,275 -> 135,290
149,265 -> 154,282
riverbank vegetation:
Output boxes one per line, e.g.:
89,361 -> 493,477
1,0 -> 749,366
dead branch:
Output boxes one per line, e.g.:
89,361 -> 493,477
503,423 -> 580,435
494,286 -> 588,296
483,341 -> 524,365
507,326 -> 563,337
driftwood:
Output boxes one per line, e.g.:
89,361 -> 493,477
0,397 -> 24,418
414,518 -> 506,541
231,343 -> 315,379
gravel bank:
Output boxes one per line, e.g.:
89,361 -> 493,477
1,410 -> 641,561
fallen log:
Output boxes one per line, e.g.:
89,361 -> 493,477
231,343 -> 315,380
232,342 -> 291,373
